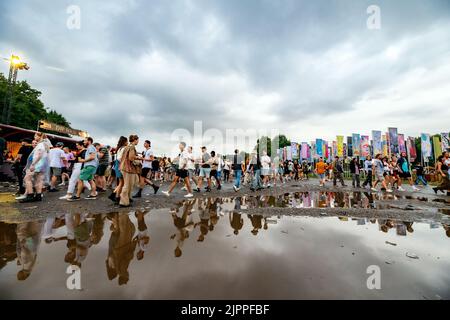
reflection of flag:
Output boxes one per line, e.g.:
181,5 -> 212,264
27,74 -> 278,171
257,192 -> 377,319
337,136 -> 344,157
441,133 -> 450,151
360,135 -> 370,159
398,134 -> 406,154
372,130 -> 382,156
352,134 -> 360,157
421,133 -> 432,160
433,136 -> 442,161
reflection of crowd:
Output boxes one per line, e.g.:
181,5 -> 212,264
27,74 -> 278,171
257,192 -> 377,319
1,202 -> 449,285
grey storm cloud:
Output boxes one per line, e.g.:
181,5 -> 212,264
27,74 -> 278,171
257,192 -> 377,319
1,0 -> 450,153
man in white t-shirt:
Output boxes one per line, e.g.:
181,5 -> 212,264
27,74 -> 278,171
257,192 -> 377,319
48,142 -> 66,192
133,140 -> 159,198
260,150 -> 272,188
162,142 -> 193,198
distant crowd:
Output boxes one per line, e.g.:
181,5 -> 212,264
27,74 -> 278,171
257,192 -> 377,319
4,132 -> 450,206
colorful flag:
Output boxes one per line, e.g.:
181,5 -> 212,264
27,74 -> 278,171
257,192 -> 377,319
441,133 -> 450,151
337,136 -> 344,157
398,134 -> 406,154
352,134 -> 361,157
324,141 -> 329,160
388,127 -> 399,155
372,130 -> 382,156
406,137 -> 417,162
332,141 -> 337,158
291,142 -> 298,159
311,141 -> 316,159
360,135 -> 370,159
421,133 -> 432,160
433,136 -> 442,161
301,142 -> 308,160
347,137 -> 353,157
316,139 -> 323,157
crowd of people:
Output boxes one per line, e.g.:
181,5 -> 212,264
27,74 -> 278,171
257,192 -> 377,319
7,132 -> 450,206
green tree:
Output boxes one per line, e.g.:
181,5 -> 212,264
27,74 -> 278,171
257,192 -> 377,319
0,73 -> 71,132
255,134 -> 291,157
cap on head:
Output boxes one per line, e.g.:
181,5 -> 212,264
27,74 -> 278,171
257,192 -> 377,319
56,142 -> 64,147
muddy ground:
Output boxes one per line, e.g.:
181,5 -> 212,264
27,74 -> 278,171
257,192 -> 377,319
1,179 -> 449,224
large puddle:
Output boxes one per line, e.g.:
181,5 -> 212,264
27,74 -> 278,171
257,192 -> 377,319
1,199 -> 449,299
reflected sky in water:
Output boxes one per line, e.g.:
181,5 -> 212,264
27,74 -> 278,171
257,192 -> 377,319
0,197 -> 449,299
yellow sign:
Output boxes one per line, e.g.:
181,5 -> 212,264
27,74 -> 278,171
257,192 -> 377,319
39,120 -> 88,138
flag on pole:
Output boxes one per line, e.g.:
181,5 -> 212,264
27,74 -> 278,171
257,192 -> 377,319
372,130 -> 382,156
352,134 -> 361,157
337,136 -> 344,157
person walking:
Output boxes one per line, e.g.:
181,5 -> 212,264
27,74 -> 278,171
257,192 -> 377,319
332,156 -> 346,187
315,157 -> 327,186
118,135 -> 141,207
372,154 -> 392,193
133,139 -> 159,198
162,142 -> 194,198
350,157 -> 361,188
232,149 -> 245,192
362,155 -> 373,189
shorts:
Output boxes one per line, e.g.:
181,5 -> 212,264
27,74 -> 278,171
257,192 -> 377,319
200,167 -> 211,177
318,173 -> 325,180
79,166 -> 97,182
61,167 -> 68,174
261,168 -> 270,176
50,167 -> 62,177
399,171 -> 411,179
210,170 -> 218,178
375,173 -> 384,183
96,164 -> 108,176
176,169 -> 188,179
141,167 -> 151,178
113,160 -> 122,178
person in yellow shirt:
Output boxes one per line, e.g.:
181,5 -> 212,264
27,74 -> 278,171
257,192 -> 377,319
315,157 -> 328,186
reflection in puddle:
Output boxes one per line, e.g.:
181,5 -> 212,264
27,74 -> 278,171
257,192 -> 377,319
178,191 -> 447,211
0,202 -> 449,299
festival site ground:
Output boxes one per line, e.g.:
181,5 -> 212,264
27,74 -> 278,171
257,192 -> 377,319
0,174 -> 449,299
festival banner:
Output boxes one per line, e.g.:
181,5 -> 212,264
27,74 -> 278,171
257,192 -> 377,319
336,136 -> 344,157
372,130 -> 382,156
406,137 -> 417,162
421,133 -> 432,161
301,142 -> 308,160
347,136 -> 353,157
315,139 -> 323,157
388,127 -> 399,155
343,143 -> 347,157
311,141 -> 317,159
352,134 -> 361,157
324,141 -> 329,160
331,141 -> 337,158
306,143 -> 311,161
360,135 -> 370,159
433,136 -> 442,161
441,133 -> 450,152
291,142 -> 298,159
398,134 -> 406,154
287,146 -> 292,161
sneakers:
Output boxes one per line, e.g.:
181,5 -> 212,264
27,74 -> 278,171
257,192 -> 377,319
59,194 -> 70,200
19,194 -> 35,203
48,188 -> 58,193
15,194 -> 27,200
184,193 -> 194,198
162,191 -> 170,197
181,186 -> 187,191
386,189 -> 393,193
58,182 -> 66,186
194,188 -> 201,193
85,194 -> 97,200
233,185 -> 238,192
153,185 -> 160,194
108,192 -> 117,202
371,188 -> 377,192
412,186 -> 420,191
398,186 -> 405,191
67,196 -> 81,201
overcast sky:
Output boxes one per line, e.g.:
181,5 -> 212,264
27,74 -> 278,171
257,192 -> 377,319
1,0 -> 449,156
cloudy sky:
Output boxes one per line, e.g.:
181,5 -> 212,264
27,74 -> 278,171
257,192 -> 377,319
1,0 -> 449,155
